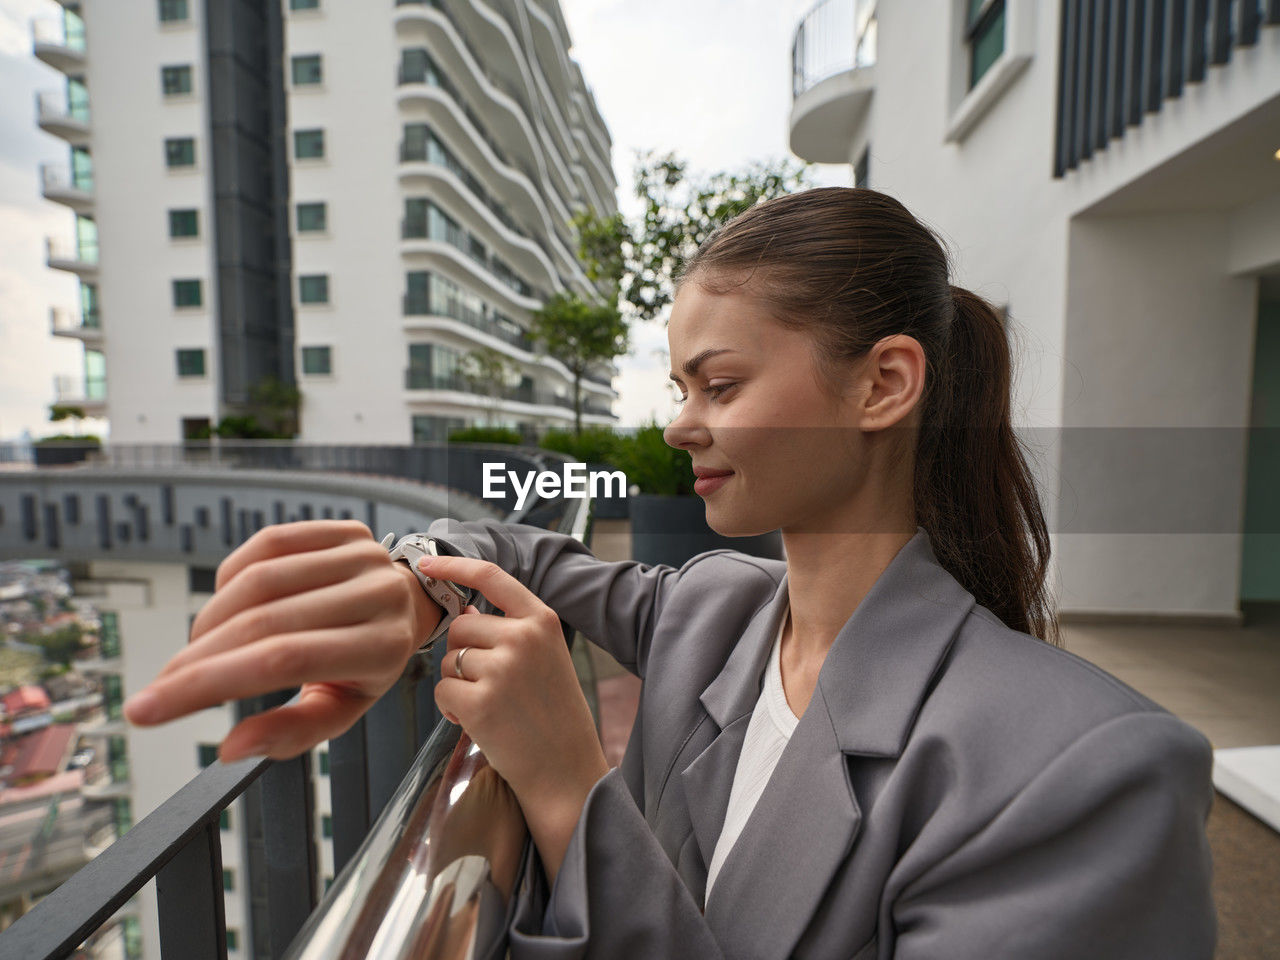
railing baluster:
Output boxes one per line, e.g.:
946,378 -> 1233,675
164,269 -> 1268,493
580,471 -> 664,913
156,821 -> 226,960
328,717 -> 370,876
1208,0 -> 1233,60
364,674 -> 421,821
259,753 -> 319,955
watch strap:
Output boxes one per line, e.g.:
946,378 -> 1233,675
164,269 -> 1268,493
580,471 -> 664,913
384,533 -> 473,651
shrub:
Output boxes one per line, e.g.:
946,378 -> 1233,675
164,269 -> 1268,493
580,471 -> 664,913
608,421 -> 695,496
539,426 -> 622,465
447,426 -> 523,445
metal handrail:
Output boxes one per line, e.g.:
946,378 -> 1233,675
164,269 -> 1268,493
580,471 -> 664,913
282,724 -> 525,959
791,0 -> 878,99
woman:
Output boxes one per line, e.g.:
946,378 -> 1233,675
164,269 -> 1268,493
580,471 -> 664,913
124,187 -> 1216,959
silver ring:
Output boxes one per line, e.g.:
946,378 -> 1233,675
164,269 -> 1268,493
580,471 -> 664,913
454,646 -> 471,681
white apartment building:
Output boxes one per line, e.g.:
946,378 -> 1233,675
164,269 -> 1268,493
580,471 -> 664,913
788,0 -> 1280,621
35,0 -> 618,446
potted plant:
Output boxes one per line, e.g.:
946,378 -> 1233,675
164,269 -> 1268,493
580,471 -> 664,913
609,420 -> 782,567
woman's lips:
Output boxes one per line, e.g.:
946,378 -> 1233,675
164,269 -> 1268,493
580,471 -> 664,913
693,472 -> 733,496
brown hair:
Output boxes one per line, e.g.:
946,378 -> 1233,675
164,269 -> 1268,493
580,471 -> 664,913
678,186 -> 1060,646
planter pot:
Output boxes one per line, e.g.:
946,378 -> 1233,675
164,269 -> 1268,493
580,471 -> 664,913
629,493 -> 784,567
33,443 -> 98,466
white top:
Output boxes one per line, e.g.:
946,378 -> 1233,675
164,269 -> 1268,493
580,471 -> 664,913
704,601 -> 798,905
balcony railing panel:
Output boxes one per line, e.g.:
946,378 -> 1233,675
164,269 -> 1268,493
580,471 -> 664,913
791,0 -> 878,98
1054,0 -> 1279,177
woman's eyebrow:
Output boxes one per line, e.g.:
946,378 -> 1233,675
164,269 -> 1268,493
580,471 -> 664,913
668,348 -> 738,384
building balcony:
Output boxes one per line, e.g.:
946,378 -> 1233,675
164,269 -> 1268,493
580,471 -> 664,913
404,367 -> 574,412
45,236 -> 98,276
40,162 -> 94,212
35,89 -> 90,142
50,306 -> 103,344
53,373 -> 107,417
31,15 -> 86,73
788,0 -> 877,163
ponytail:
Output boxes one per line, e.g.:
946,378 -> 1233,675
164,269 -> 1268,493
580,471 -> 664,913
916,286 -> 1060,646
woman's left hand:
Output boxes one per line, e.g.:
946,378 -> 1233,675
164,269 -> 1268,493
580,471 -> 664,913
423,553 -> 609,881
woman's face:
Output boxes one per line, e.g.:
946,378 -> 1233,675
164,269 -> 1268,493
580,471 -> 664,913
663,279 -> 874,538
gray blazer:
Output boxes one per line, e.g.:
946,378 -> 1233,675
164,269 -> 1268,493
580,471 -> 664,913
426,517 -> 1216,960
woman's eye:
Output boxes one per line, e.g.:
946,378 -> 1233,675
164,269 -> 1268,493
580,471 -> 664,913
673,383 -> 735,405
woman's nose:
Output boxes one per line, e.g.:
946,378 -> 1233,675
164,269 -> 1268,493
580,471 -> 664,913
663,408 -> 708,450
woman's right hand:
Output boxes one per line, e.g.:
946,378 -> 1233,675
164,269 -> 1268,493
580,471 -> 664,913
122,520 -> 441,763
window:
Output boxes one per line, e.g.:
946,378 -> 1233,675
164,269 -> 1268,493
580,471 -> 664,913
198,743 -> 219,768
319,750 -> 329,775
177,348 -> 207,378
321,814 -> 333,839
301,346 -> 332,375
291,54 -> 322,86
223,868 -> 234,892
114,797 -> 133,837
71,146 -> 93,191
296,201 -> 327,232
220,808 -> 231,831
290,0 -> 320,8
172,278 -> 202,307
294,128 -> 325,160
226,929 -> 239,952
161,64 -> 192,96
299,274 -> 329,304
165,137 -> 196,168
168,208 -> 199,238
188,566 -> 217,592
158,0 -> 189,22
966,0 -> 1006,90
80,281 -> 99,327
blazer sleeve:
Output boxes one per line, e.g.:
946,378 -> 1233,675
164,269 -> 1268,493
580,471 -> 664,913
507,766 -> 729,960
889,710 -> 1217,960
425,516 -> 721,678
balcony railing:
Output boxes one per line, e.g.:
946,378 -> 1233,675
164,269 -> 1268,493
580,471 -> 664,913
50,306 -> 102,338
32,15 -> 86,52
40,161 -> 94,197
45,236 -> 98,269
53,373 -> 106,403
792,0 -> 878,98
1052,0 -> 1280,177
404,367 -> 574,410
0,472 -> 595,959
36,89 -> 90,130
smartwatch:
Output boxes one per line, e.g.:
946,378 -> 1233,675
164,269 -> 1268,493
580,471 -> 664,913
383,533 -> 473,651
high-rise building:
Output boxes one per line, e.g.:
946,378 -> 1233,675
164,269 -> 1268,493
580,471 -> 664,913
36,0 -> 619,446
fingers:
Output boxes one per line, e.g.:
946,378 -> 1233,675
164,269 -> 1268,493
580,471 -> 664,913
217,683 -> 377,763
162,565 -> 408,679
125,625 -> 408,727
416,555 -> 555,624
191,538 -> 391,644
215,519 -> 373,593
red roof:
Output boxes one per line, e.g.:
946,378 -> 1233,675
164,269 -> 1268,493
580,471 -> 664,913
2,686 -> 50,715
3,724 -> 76,782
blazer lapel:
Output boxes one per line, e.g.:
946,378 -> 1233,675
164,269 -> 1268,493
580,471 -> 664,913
680,526 -> 976,960
678,572 -> 790,894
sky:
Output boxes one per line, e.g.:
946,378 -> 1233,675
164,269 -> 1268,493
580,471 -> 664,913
0,0 -> 850,440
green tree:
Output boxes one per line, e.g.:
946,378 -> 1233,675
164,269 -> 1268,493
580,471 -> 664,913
529,293 -> 628,437
48,404 -> 87,438
576,151 -> 813,324
458,347 -> 518,427
30,623 -> 85,667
